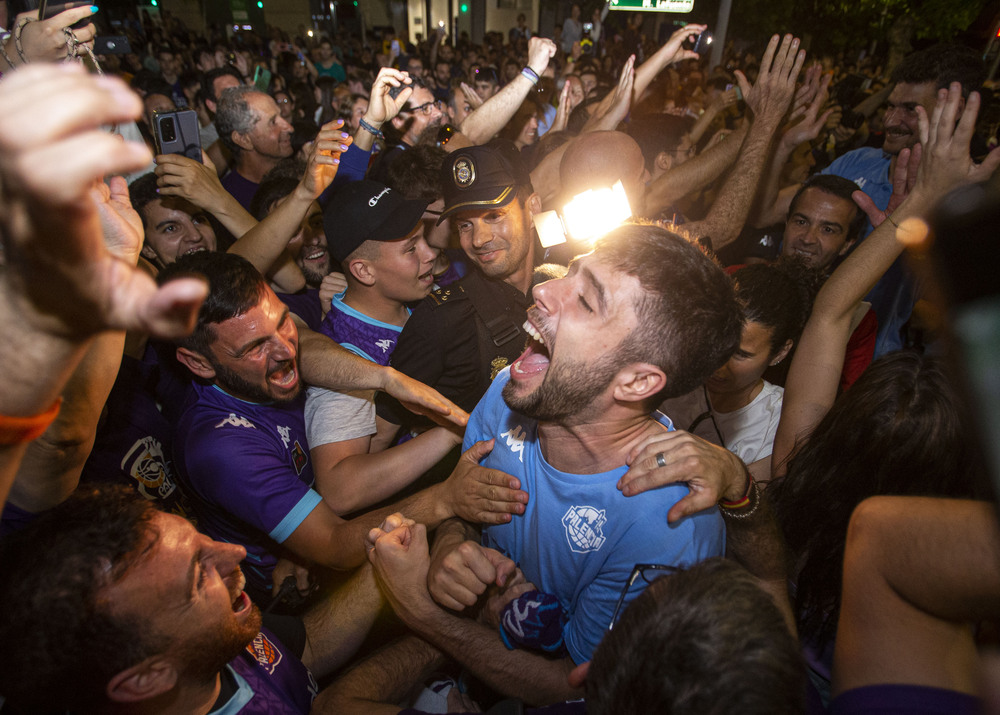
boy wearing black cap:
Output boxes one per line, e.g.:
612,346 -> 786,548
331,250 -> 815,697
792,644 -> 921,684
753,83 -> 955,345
306,180 -> 462,514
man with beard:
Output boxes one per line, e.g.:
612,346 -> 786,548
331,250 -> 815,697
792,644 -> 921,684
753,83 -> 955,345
371,223 -> 748,704
0,486 -> 382,713
162,252 -> 521,605
367,79 -> 446,183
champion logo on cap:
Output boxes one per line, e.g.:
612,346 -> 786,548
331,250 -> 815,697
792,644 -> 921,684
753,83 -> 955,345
368,187 -> 391,207
453,157 -> 476,188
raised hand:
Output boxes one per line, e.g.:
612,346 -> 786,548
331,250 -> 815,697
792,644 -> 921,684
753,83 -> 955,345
0,64 -> 206,339
737,34 -> 806,127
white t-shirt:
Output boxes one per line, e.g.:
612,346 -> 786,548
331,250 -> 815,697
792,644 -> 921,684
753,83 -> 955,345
304,386 -> 375,448
660,381 -> 784,465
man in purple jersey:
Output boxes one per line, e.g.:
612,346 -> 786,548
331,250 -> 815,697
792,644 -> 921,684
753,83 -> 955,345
161,252 -> 526,603
0,485 -> 375,713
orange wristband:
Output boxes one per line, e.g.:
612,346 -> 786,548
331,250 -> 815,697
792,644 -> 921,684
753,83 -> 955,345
0,398 -> 62,445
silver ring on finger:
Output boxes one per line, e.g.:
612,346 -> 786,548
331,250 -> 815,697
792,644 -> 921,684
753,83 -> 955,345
655,452 -> 666,468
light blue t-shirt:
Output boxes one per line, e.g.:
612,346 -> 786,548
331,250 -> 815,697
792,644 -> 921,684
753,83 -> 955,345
465,368 -> 726,664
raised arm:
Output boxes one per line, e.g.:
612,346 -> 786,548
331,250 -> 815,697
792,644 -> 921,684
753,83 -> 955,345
772,84 -> 1000,477
632,23 -> 704,100
456,37 -> 557,146
227,121 -> 351,283
354,68 -> 413,153
751,66 -> 833,228
0,65 -> 205,510
680,33 -> 806,249
154,151 -> 258,238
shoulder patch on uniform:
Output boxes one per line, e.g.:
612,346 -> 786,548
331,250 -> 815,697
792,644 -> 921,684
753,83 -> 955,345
429,285 -> 467,306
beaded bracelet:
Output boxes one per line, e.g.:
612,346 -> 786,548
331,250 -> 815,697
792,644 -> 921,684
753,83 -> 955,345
358,117 -> 384,139
719,475 -> 760,520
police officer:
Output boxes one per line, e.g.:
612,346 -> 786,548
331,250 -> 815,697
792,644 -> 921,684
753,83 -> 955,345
376,139 -> 542,438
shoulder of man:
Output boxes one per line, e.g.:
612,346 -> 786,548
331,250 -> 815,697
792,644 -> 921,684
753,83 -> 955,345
425,282 -> 469,308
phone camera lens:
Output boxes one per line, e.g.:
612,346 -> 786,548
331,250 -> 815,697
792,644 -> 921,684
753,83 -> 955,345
160,118 -> 176,143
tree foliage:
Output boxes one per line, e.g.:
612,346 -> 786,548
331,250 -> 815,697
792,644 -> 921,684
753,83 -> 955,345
729,0 -> 990,58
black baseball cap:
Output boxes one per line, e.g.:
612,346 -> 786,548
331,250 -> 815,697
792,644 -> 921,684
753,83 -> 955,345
322,180 -> 430,263
438,138 -> 531,223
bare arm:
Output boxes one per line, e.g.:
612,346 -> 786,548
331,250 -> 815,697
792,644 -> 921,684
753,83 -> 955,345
370,522 -> 583,705
228,121 -> 351,283
834,497 -> 1000,695
295,318 -> 467,428
457,37 -> 556,146
772,85 -> 1000,477
0,65 -> 205,511
154,152 -> 257,238
681,34 -> 806,250
631,23 -> 703,100
640,121 -> 749,217
313,635 -> 447,715
751,69 -> 833,228
311,425 -> 461,514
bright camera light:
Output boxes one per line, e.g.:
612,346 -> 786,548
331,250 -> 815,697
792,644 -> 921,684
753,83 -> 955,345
532,181 -> 633,248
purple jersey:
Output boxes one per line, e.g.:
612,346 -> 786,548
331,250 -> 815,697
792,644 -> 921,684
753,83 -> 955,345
277,288 -> 324,332
318,290 -> 406,365
173,382 -> 321,596
214,627 -> 319,713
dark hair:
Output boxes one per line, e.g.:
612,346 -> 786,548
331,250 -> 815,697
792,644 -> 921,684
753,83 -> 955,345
593,223 -> 743,401
203,65 -> 244,103
566,96 -> 602,135
129,172 -> 162,228
216,85 -> 265,158
891,44 -> 985,99
587,559 -> 805,715
768,351 -> 991,649
788,174 -> 865,245
315,76 -> 341,125
385,144 -> 447,201
250,174 -> 300,220
498,98 -> 540,144
628,114 -> 693,171
0,486 -> 164,711
732,258 -> 821,356
158,251 -> 268,356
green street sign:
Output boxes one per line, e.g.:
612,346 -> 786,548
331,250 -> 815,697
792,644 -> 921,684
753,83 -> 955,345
609,0 -> 694,12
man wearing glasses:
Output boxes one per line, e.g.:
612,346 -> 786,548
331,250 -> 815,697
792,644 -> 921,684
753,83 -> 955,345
368,79 -> 446,183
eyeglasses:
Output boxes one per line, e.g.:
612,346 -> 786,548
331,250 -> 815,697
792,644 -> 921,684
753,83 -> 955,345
275,97 -> 292,105
608,563 -> 680,631
403,99 -> 445,116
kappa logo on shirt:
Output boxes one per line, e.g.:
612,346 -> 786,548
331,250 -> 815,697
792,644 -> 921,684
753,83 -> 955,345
216,413 -> 256,430
375,338 -> 394,353
562,505 -> 607,553
500,425 -> 526,463
246,632 -> 283,675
